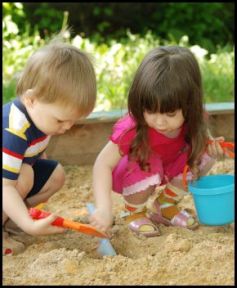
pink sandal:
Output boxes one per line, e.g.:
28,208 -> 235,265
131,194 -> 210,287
147,200 -> 199,230
121,210 -> 161,237
128,216 -> 161,237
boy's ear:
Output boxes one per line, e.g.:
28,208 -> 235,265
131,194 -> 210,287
22,89 -> 36,107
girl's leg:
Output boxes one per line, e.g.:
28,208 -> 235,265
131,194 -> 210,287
122,186 -> 162,237
147,182 -> 197,228
112,155 -> 163,237
124,185 -> 155,205
149,153 -> 215,228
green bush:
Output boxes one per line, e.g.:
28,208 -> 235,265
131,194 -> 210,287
21,3 -> 234,53
3,9 -> 234,111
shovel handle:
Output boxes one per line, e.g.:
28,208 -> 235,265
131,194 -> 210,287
29,207 -> 64,226
29,207 -> 107,238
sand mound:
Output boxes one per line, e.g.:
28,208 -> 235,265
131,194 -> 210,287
3,159 -> 234,285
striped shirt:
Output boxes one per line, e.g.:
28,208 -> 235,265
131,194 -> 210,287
2,98 -> 51,180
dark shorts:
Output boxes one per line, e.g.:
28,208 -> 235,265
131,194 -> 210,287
27,159 -> 59,198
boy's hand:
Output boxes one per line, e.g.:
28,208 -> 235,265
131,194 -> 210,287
207,136 -> 225,160
25,214 -> 65,235
89,208 -> 113,234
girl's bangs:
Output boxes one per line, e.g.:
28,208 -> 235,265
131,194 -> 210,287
144,89 -> 183,114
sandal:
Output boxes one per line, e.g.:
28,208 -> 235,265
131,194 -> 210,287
3,231 -> 25,256
122,211 -> 161,237
147,199 -> 199,230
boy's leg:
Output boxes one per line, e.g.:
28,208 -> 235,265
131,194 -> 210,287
3,231 -> 25,256
3,159 -> 64,255
2,163 -> 34,255
4,160 -> 65,235
25,159 -> 65,208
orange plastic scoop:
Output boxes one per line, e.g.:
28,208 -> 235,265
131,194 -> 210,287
207,140 -> 234,158
29,207 -> 108,238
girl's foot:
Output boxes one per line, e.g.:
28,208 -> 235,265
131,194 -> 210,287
147,185 -> 199,230
121,202 -> 161,237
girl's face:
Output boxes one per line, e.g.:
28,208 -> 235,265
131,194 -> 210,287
23,91 -> 81,135
143,109 -> 185,137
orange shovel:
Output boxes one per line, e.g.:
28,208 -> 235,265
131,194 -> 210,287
29,207 -> 108,238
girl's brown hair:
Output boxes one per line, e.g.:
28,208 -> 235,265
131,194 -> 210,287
128,46 -> 208,174
16,36 -> 96,117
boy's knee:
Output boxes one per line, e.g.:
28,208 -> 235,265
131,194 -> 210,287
50,163 -> 65,189
16,164 -> 34,198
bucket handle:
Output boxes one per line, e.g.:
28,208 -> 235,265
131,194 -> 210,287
182,140 -> 234,190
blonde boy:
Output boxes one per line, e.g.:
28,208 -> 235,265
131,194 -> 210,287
3,36 -> 96,255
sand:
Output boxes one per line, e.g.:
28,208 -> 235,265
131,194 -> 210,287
3,159 -> 235,285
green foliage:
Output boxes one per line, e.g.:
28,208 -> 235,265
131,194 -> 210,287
151,3 -> 233,52
19,3 -> 234,53
27,3 -> 64,36
3,9 -> 234,111
3,2 -> 26,36
201,48 -> 234,103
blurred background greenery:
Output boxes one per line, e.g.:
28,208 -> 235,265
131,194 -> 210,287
3,2 -> 234,111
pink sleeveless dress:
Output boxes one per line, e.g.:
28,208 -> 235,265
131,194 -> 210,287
110,114 -> 212,196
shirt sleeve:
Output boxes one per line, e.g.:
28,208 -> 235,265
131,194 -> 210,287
109,114 -> 136,155
2,129 -> 28,180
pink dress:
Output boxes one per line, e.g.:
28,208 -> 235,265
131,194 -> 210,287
110,114 -> 212,196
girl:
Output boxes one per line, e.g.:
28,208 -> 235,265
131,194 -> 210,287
90,46 -> 225,237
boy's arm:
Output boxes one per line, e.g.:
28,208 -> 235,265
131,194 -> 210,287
91,141 -> 122,231
3,178 -> 34,231
3,178 -> 64,235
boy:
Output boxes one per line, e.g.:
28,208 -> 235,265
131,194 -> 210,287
3,36 -> 97,255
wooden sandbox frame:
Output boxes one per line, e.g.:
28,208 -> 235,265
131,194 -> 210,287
46,102 -> 234,165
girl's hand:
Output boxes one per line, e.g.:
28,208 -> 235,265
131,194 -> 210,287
207,136 -> 225,160
25,214 -> 65,236
89,208 -> 113,234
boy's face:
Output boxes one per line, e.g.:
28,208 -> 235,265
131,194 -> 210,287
23,92 -> 81,135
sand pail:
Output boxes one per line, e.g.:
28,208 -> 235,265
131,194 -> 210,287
188,174 -> 234,225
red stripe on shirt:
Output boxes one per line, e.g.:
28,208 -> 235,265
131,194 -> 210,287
29,136 -> 48,146
2,148 -> 24,159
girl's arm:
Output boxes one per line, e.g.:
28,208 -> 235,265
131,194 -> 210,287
206,129 -> 225,159
90,141 -> 122,232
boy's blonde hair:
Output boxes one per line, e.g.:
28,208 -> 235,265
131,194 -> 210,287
16,36 -> 96,117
